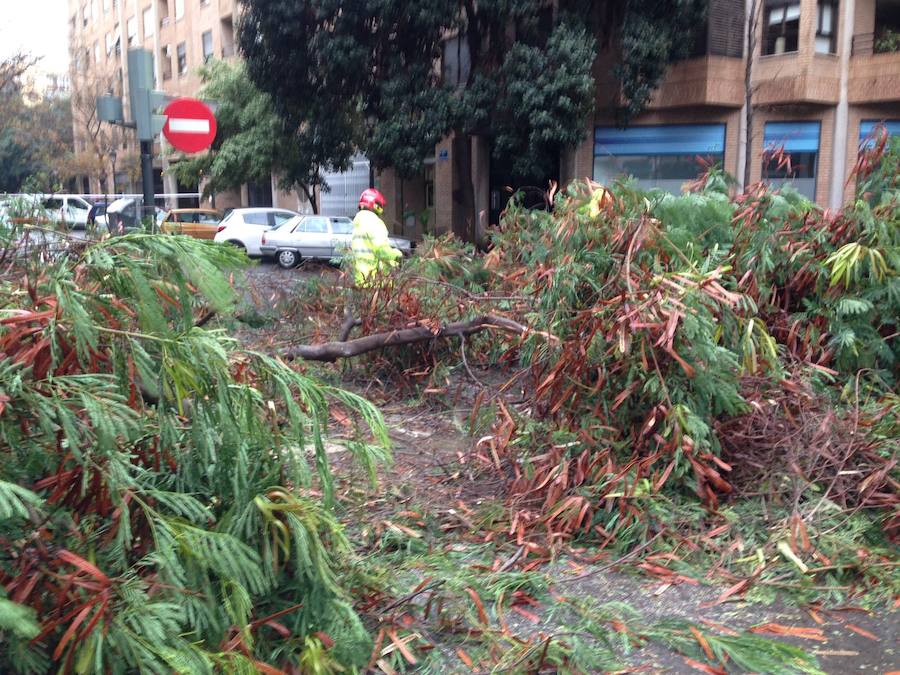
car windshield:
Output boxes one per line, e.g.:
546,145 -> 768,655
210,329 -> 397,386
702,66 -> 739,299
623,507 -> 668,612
330,218 -> 353,234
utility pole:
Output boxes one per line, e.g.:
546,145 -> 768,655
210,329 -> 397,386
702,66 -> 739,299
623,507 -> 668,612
97,48 -> 169,227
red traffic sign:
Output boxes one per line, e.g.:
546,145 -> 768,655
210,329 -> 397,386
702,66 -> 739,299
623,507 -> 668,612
162,97 -> 217,153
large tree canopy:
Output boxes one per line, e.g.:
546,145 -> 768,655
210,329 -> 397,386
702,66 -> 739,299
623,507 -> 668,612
238,0 -> 707,238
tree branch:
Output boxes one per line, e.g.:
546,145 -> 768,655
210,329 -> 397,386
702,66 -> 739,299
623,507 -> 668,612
281,314 -> 552,362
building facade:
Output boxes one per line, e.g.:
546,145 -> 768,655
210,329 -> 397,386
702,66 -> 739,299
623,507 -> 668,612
66,0 -> 311,211
391,0 -> 900,238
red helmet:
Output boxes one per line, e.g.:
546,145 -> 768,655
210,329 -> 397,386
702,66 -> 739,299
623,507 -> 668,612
359,188 -> 386,212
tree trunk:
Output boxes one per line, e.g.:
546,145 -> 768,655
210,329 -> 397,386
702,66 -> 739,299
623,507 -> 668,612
303,184 -> 318,214
742,0 -> 759,191
452,133 -> 478,243
281,314 -> 541,362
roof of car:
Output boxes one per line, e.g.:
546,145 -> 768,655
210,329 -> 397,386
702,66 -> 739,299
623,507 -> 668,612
230,207 -> 299,213
166,208 -> 221,214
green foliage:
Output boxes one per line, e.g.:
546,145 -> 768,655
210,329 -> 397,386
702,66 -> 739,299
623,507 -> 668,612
0,233 -> 390,672
172,60 -> 335,207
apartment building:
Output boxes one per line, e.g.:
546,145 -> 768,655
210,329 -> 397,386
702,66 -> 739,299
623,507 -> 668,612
383,0 -> 900,238
66,0 -> 309,210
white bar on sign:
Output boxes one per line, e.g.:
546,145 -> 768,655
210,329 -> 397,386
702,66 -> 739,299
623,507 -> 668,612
168,118 -> 210,134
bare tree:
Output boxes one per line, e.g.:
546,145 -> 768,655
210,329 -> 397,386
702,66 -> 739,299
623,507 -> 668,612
67,36 -> 133,193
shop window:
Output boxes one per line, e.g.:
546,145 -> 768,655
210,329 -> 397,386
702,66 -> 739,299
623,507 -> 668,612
816,0 -> 838,54
763,1 -> 800,55
593,124 -> 726,194
161,46 -> 173,80
762,121 -> 820,200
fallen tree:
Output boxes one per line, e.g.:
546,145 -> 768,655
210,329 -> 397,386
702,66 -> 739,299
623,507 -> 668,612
283,314 -> 544,362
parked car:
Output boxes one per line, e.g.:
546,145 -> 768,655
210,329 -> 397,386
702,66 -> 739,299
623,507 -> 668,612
160,208 -> 223,240
105,198 -> 166,235
213,208 -> 298,257
259,214 -> 414,269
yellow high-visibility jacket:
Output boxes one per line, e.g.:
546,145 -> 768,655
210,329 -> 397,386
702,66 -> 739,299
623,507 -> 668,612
350,209 -> 401,286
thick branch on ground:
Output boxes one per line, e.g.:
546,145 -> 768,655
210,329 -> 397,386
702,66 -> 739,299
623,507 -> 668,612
282,314 -> 550,362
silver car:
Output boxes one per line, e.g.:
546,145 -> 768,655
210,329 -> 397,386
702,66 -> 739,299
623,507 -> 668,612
260,214 -> 413,269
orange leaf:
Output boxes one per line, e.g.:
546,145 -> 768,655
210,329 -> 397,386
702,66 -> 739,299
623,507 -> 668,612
53,600 -> 96,660
511,605 -> 540,624
845,624 -> 879,641
251,661 -> 286,675
57,550 -> 110,585
456,648 -> 474,669
749,623 -> 827,642
465,587 -> 489,625
689,626 -> 715,661
386,628 -> 417,665
682,656 -> 726,674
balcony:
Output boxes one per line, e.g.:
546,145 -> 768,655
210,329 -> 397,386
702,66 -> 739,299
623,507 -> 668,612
849,33 -> 900,103
646,56 -> 745,109
219,0 -> 234,19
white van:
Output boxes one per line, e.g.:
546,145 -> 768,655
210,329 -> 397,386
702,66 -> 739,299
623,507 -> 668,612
38,195 -> 93,229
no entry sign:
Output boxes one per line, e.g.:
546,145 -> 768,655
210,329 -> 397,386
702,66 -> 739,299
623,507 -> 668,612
162,98 -> 217,153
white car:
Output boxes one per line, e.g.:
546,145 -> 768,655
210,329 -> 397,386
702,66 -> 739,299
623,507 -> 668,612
259,214 -> 414,269
213,208 -> 298,257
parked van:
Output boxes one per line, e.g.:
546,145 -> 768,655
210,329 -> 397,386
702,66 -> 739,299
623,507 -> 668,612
37,195 -> 93,229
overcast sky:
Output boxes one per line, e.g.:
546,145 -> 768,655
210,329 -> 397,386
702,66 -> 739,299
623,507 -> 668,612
1,0 -> 70,73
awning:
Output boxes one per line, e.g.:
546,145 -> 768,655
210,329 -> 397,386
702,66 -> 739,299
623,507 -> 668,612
763,121 -> 821,153
594,124 -> 726,157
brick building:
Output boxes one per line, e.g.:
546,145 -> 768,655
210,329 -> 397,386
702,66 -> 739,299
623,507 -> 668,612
383,0 -> 900,238
66,0 -> 311,211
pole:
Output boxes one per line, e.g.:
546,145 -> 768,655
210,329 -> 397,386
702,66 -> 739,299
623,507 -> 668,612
140,140 -> 155,229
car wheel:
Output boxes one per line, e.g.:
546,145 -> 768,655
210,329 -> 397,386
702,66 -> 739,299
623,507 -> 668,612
277,250 -> 299,269
226,240 -> 246,252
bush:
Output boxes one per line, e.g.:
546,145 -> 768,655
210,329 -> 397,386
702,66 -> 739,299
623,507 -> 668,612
0,233 -> 389,673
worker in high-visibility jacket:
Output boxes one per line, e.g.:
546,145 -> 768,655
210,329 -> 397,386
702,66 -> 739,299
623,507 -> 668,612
351,188 -> 401,286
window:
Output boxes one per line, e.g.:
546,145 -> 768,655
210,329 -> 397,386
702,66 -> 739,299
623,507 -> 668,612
127,16 -> 138,46
330,218 -> 353,234
91,0 -> 97,21
243,212 -> 270,226
174,0 -> 184,20
201,30 -> 214,62
593,124 -> 726,194
300,216 -> 329,234
94,41 -> 100,64
858,120 -> 900,149
143,7 -> 154,38
105,32 -> 113,55
82,4 -> 89,27
161,46 -> 172,80
177,42 -> 187,75
200,0 -> 210,5
762,121 -> 820,200
763,1 -> 801,55
816,0 -> 838,54
273,212 -> 295,227
103,0 -> 109,12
